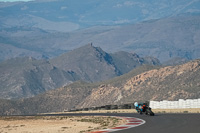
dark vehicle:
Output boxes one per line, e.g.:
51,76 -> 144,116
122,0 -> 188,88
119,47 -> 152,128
135,102 -> 154,116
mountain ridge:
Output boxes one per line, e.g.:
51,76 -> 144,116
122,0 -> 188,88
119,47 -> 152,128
0,59 -> 199,115
1,0 -> 200,30
50,44 -> 160,82
0,15 -> 200,62
77,59 -> 200,108
0,44 -> 160,99
0,1 -> 200,62
0,57 -> 80,99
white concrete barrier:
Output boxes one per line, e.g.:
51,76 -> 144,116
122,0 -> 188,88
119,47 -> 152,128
150,98 -> 200,109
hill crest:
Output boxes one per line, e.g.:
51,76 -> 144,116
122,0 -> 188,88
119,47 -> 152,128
0,44 -> 160,99
0,59 -> 199,115
50,44 -> 160,82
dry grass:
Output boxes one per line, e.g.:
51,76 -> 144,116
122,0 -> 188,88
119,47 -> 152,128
0,116 -> 125,133
45,109 -> 137,115
49,108 -> 200,114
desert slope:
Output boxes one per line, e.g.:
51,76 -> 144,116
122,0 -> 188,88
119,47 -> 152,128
0,60 -> 200,115
77,60 -> 200,108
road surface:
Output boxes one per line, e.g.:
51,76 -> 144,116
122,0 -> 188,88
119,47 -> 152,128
44,113 -> 200,133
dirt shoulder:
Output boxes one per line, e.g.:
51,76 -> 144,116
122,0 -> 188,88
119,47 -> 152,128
151,108 -> 200,113
0,116 -> 126,133
55,108 -> 200,114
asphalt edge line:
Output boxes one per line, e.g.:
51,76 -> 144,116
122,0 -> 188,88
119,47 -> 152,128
90,116 -> 146,133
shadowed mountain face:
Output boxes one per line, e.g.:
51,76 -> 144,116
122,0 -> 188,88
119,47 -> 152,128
50,44 -> 120,82
0,57 -> 80,99
50,44 -> 160,82
0,60 -> 199,115
0,44 -> 160,99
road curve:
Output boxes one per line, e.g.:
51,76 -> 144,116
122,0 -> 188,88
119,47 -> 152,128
43,113 -> 200,133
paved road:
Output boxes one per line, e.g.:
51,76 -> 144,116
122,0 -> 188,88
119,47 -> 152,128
115,113 -> 200,133
44,113 -> 200,133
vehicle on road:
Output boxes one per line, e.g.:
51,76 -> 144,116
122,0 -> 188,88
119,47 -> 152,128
134,102 -> 155,116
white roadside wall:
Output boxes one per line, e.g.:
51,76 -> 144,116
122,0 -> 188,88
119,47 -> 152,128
150,98 -> 200,109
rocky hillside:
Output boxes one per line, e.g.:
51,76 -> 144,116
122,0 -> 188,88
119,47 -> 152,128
0,60 -> 199,115
0,44 -> 159,99
50,44 -> 160,82
78,60 -> 200,108
0,81 -> 96,115
50,44 -> 120,82
0,57 -> 80,99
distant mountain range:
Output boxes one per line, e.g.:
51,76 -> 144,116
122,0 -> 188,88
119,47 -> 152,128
0,0 -> 200,115
1,0 -> 200,30
0,0 -> 200,62
0,44 -> 160,99
0,59 -> 199,115
0,15 -> 200,63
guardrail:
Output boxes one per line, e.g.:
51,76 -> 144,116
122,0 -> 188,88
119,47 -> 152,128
65,101 -> 150,112
65,103 -> 137,112
149,98 -> 200,109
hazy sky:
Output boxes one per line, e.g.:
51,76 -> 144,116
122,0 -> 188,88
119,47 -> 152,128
0,0 -> 33,2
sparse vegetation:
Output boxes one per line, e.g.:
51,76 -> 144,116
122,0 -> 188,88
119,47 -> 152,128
60,108 -> 200,114
0,116 -> 125,133
77,116 -> 123,133
0,60 -> 200,115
